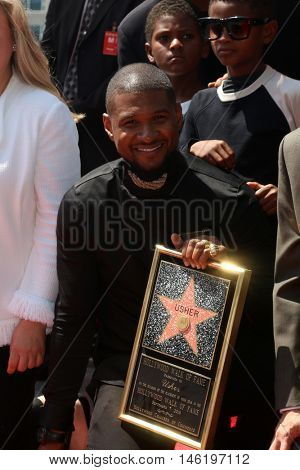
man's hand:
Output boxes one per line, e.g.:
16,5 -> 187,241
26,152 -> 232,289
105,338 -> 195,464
171,233 -> 225,269
190,140 -> 235,171
247,181 -> 278,216
7,319 -> 46,374
270,410 -> 300,450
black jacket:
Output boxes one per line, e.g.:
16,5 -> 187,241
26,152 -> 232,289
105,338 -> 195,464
42,0 -> 142,174
42,152 -> 275,430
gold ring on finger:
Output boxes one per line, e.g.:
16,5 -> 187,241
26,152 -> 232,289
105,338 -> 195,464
209,243 -> 219,258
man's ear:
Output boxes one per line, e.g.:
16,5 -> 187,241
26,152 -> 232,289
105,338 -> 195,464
103,113 -> 114,141
263,19 -> 278,45
145,42 -> 156,64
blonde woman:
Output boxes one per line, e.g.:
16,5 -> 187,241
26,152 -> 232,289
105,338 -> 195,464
0,0 -> 80,449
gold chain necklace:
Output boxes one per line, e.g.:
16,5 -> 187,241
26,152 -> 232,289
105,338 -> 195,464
128,170 -> 167,190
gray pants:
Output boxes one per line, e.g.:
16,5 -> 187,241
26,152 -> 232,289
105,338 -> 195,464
87,384 -> 173,450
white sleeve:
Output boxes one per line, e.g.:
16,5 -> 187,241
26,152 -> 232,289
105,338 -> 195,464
8,100 -> 81,327
265,73 -> 300,131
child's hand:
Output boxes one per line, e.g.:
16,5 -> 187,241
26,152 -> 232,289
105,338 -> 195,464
190,140 -> 235,170
208,73 -> 228,88
247,181 -> 278,216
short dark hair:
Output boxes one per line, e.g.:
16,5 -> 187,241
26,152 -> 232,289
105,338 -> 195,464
208,0 -> 277,18
105,63 -> 176,114
145,0 -> 199,43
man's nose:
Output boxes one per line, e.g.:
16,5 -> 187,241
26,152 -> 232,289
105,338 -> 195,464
138,124 -> 157,140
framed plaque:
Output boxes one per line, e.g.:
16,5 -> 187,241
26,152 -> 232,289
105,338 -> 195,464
119,245 -> 251,449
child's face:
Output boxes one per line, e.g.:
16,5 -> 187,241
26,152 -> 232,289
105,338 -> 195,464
103,90 -> 182,173
146,14 -> 208,79
208,1 -> 276,76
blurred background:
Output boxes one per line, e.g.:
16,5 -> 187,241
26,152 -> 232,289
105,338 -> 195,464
22,0 -> 50,40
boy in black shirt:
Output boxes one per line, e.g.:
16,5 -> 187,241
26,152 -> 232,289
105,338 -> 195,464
180,0 -> 300,216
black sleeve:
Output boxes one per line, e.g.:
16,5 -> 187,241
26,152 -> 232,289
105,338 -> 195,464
179,99 -> 199,152
72,76 -> 112,114
226,184 -> 276,332
42,190 -> 100,431
228,184 -> 276,276
117,2 -> 150,69
41,0 -> 57,78
117,25 -> 141,68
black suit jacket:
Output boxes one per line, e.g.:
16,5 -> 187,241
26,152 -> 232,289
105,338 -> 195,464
42,0 -> 142,174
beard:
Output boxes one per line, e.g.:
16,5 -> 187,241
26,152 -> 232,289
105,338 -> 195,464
125,150 -> 175,182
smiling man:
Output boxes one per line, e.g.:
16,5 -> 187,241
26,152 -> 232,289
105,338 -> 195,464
39,64 -> 275,450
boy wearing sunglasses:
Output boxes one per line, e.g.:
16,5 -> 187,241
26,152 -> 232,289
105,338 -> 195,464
180,0 -> 300,217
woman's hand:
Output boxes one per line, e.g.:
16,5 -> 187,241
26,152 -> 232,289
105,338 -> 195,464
7,319 -> 46,374
171,233 -> 225,270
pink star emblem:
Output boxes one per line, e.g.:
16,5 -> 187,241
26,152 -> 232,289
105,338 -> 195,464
157,277 -> 216,355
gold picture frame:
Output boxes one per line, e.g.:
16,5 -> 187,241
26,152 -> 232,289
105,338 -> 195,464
119,245 -> 251,449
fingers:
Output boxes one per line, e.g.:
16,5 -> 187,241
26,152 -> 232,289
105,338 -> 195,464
254,184 -> 273,198
171,233 -> 184,250
249,183 -> 278,216
181,239 -> 224,270
260,199 -> 277,216
211,143 -> 234,170
35,353 -> 44,368
171,236 -> 210,268
7,349 -> 42,373
271,430 -> 294,450
190,140 -> 235,171
191,240 -> 211,269
7,349 -> 19,374
7,320 -> 46,374
269,411 -> 300,450
184,239 -> 209,269
208,73 -> 228,88
246,181 -> 261,191
269,438 -> 279,450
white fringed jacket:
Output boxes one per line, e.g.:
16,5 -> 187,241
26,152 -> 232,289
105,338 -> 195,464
0,72 -> 80,346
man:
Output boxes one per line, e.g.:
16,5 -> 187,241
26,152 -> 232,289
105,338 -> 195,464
42,0 -> 142,175
39,64 -> 275,450
270,129 -> 300,450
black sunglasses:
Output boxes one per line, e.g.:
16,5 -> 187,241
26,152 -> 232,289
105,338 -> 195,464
199,16 -> 271,41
